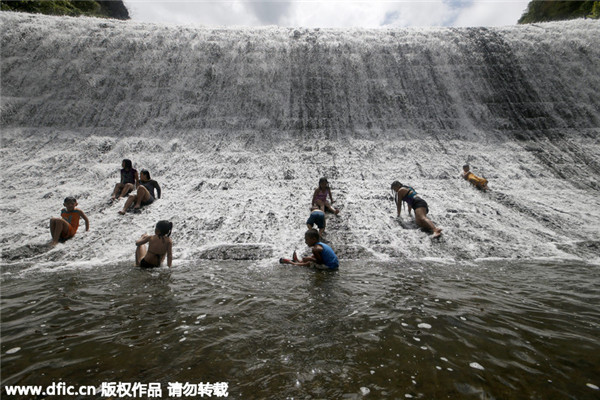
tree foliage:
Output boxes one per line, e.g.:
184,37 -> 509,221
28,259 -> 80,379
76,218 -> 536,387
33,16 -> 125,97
518,0 -> 599,24
0,0 -> 129,20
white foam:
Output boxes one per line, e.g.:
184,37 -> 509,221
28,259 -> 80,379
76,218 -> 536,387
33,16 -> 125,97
586,383 -> 599,390
469,362 -> 485,370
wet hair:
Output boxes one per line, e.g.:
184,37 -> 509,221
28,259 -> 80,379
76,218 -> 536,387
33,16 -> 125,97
122,159 -> 133,169
64,196 -> 77,204
463,164 -> 470,169
141,169 -> 151,179
318,177 -> 329,186
155,220 -> 173,237
305,229 -> 320,241
391,181 -> 403,190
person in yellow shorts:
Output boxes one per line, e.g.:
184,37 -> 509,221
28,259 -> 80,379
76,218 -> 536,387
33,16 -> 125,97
462,164 -> 488,191
49,197 -> 89,246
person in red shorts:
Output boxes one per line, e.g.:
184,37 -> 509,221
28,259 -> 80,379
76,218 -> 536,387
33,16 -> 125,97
49,197 -> 89,246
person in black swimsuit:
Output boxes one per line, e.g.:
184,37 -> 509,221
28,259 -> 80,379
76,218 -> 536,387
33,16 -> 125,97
135,220 -> 173,268
119,169 -> 161,215
111,159 -> 139,201
391,181 -> 442,238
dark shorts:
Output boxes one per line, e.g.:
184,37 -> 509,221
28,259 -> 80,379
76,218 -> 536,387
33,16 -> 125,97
140,259 -> 159,269
141,196 -> 154,207
306,211 -> 325,229
60,223 -> 77,240
412,198 -> 429,214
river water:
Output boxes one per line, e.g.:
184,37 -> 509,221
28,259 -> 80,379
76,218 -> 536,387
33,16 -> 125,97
2,259 -> 599,399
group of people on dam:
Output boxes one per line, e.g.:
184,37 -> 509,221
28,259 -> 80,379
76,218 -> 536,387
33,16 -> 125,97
48,159 -> 489,269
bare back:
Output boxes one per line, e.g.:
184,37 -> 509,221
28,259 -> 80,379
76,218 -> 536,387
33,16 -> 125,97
144,235 -> 172,266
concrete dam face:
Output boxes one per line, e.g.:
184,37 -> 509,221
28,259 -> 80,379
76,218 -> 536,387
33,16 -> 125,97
1,12 -> 599,267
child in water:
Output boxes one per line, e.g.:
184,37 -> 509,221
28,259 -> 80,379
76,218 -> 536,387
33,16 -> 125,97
462,164 -> 489,191
111,159 -> 139,201
49,197 -> 90,246
306,205 -> 326,238
311,177 -> 340,214
280,229 -> 339,270
135,220 -> 173,268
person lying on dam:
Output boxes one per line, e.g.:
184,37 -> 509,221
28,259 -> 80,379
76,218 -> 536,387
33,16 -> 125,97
462,164 -> 489,191
279,229 -> 339,270
119,169 -> 161,215
391,181 -> 442,239
306,205 -> 326,238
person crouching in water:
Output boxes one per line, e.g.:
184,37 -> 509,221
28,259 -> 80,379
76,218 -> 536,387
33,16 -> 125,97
391,181 -> 442,239
306,205 -> 326,238
119,169 -> 161,215
462,164 -> 488,191
280,229 -> 339,270
135,220 -> 173,268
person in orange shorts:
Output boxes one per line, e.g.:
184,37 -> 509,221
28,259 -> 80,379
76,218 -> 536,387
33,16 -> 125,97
462,164 -> 489,191
49,197 -> 89,246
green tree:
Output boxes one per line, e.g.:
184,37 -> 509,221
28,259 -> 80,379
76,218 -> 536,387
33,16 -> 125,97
518,0 -> 599,23
0,0 -> 129,20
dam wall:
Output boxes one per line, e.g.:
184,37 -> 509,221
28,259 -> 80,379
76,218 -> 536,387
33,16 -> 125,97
1,13 -> 599,268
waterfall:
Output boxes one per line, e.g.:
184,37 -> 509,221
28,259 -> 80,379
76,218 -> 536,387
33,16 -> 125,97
1,12 -> 599,269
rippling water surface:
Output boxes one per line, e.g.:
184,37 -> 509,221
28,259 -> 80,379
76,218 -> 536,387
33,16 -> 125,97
2,260 -> 599,399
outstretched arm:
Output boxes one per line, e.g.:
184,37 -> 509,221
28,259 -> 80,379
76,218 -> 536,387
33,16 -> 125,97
154,180 -> 162,199
166,240 -> 173,268
79,209 -> 90,231
395,191 -> 403,217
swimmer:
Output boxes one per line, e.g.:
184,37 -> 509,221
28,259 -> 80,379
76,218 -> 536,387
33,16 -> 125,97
135,220 -> 173,268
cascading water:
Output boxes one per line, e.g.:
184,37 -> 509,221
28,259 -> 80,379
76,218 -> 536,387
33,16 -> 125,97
2,12 -> 600,400
0,12 -> 599,267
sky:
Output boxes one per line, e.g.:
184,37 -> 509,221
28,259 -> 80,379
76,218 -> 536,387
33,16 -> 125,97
124,0 -> 532,28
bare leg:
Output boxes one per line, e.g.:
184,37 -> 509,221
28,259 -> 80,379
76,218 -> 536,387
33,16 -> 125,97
315,199 -> 339,214
135,242 -> 148,267
414,208 -> 442,238
134,186 -> 150,209
119,183 -> 134,199
119,194 -> 137,215
324,201 -> 339,215
111,183 -> 124,200
280,258 -> 314,267
49,217 -> 70,246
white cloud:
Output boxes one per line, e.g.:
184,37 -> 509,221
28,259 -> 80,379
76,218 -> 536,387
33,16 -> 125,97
452,0 -> 530,27
123,0 -> 532,28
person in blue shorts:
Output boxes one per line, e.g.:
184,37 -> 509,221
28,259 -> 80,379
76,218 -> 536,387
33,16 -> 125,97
280,229 -> 339,270
306,205 -> 326,238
